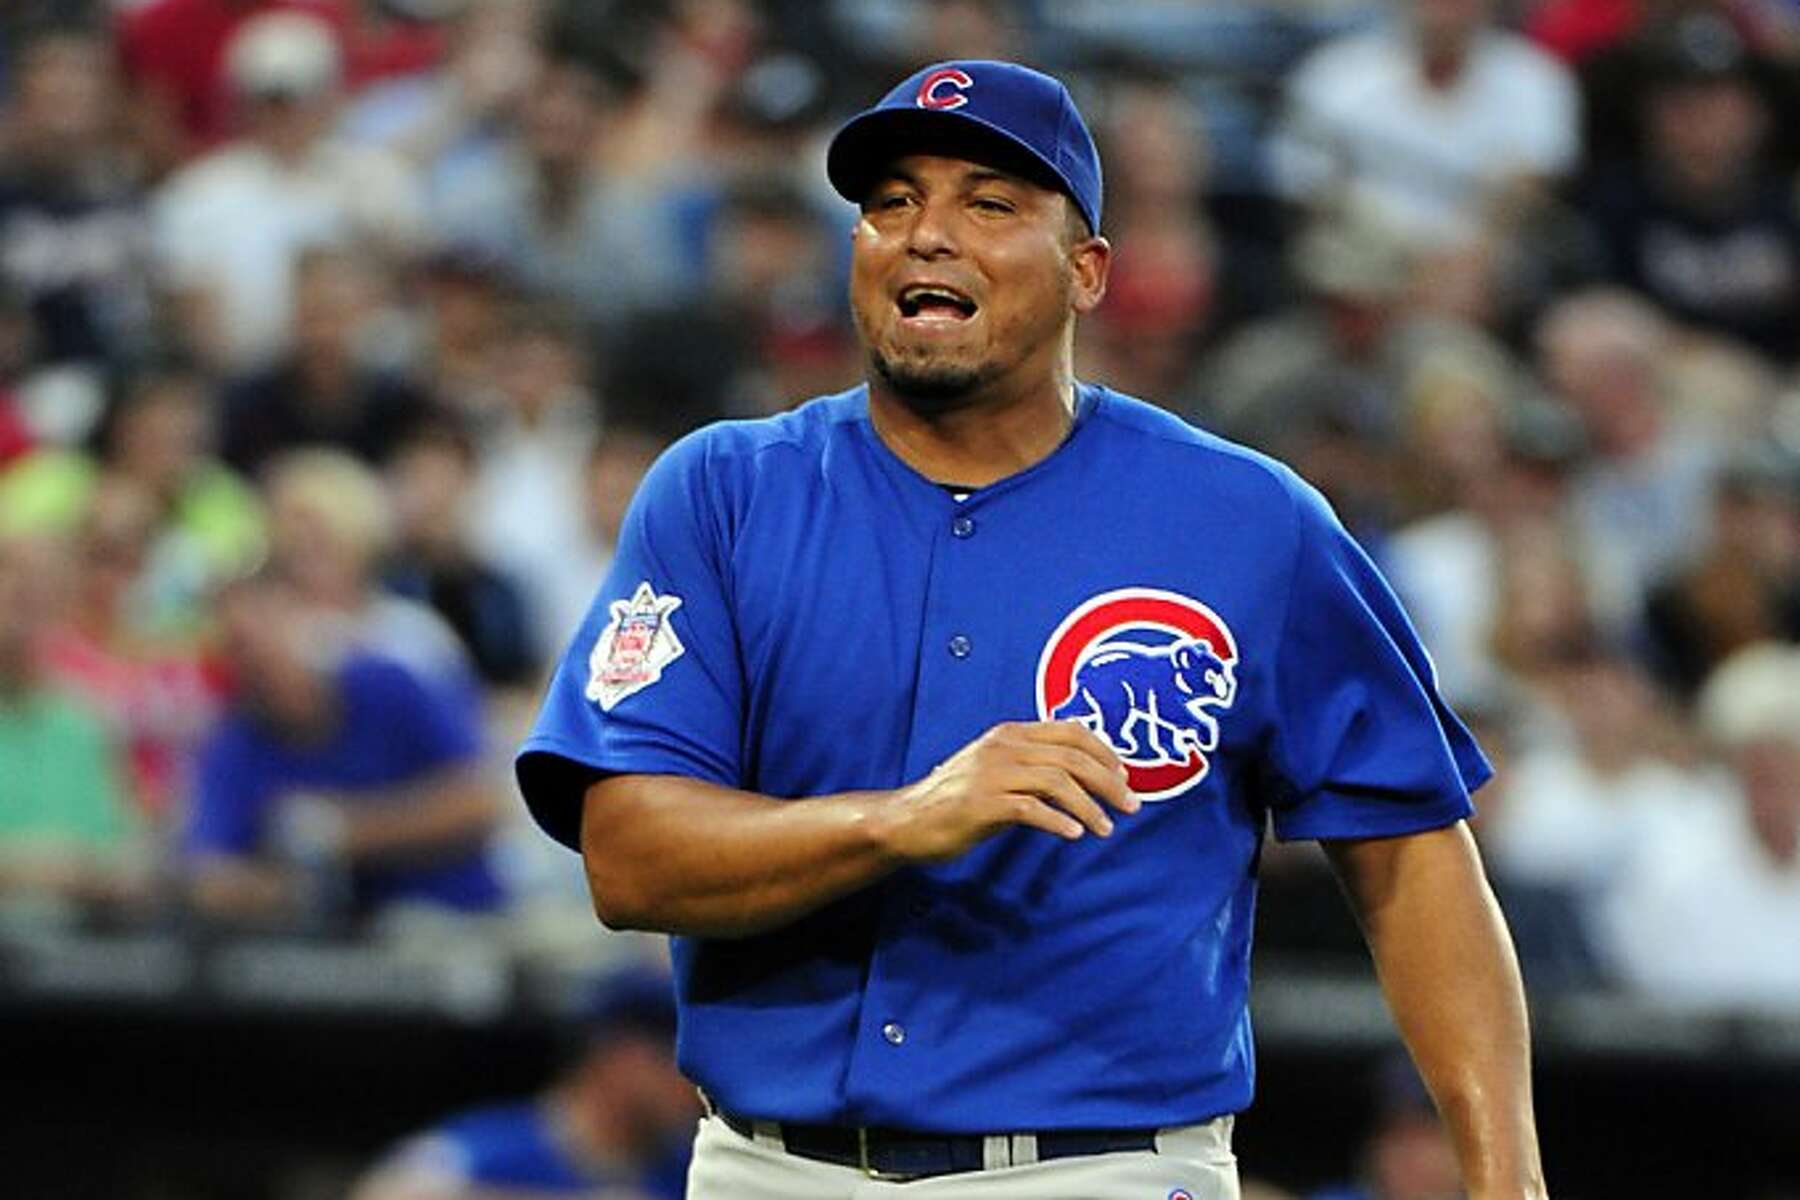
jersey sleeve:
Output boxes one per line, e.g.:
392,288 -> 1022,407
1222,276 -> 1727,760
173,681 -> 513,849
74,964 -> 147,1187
515,431 -> 744,849
1264,481 -> 1490,841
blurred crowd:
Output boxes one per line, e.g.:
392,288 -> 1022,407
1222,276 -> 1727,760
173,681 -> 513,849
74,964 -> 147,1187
0,0 -> 1797,1046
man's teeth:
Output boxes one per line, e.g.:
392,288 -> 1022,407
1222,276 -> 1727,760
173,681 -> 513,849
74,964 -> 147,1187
899,288 -> 974,317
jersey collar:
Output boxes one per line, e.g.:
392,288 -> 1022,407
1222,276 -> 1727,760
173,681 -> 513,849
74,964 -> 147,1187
856,381 -> 1104,510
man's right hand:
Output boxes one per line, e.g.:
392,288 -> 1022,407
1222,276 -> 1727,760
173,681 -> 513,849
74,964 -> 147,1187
576,723 -> 1140,937
877,721 -> 1141,863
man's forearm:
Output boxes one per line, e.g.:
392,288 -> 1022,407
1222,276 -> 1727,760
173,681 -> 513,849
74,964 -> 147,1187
582,723 -> 1135,940
579,774 -> 906,939
1325,823 -> 1547,1199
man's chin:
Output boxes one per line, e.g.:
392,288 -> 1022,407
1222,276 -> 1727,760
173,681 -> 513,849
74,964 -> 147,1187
869,350 -> 992,415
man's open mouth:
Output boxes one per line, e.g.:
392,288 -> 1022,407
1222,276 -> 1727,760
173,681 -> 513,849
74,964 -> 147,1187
897,284 -> 979,321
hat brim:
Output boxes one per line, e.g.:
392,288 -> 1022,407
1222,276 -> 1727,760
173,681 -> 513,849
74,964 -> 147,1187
827,107 -> 1091,233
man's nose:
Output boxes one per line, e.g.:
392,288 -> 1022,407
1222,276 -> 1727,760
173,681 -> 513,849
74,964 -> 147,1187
905,195 -> 960,259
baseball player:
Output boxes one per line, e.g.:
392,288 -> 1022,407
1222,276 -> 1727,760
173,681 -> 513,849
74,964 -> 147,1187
517,60 -> 1545,1200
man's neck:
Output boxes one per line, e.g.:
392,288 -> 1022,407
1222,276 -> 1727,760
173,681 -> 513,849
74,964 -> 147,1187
867,370 -> 1078,489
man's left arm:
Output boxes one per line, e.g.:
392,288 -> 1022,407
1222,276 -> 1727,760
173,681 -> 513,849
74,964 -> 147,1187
1324,821 -> 1547,1200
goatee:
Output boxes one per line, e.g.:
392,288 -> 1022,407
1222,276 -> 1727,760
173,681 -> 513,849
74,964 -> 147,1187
868,349 -> 995,416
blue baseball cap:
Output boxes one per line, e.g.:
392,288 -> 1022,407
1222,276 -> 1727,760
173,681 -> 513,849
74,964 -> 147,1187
827,60 -> 1103,235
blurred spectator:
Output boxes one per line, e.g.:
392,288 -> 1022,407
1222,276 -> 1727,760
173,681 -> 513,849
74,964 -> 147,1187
339,0 -> 543,209
383,419 -> 540,690
1307,1057 -> 1461,1200
462,301 -> 602,654
38,476 -> 227,822
541,425 -> 668,658
1193,211 -> 1523,536
1081,73 -> 1219,403
408,245 -> 514,417
1528,0 -> 1792,65
1479,540 -> 1718,959
585,0 -> 761,198
94,363 -> 266,624
1273,0 -> 1581,250
1571,2 -> 1800,173
909,0 -> 1025,67
0,363 -> 263,628
1644,449 -> 1800,695
334,0 -> 446,89
263,446 -> 479,706
0,24 -> 154,371
185,568 -> 505,926
1535,288 -> 1721,634
1394,337 -> 1520,522
1462,704 -> 1609,988
217,244 -> 436,477
117,0 -> 343,171
1387,395 -> 1584,708
149,9 -> 426,368
1484,527 -> 1608,699
1596,641 -> 1800,1007
606,172 -> 861,427
0,287 -> 40,456
1195,212 -> 1414,457
658,42 -> 842,291
118,0 -> 436,169
713,46 -> 832,173
0,531 -> 145,908
352,967 -> 699,1200
435,25 -> 691,333
1579,13 -> 1800,360
0,388 -> 30,467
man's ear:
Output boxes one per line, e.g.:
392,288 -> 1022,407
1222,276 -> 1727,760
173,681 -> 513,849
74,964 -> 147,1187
1069,234 -> 1112,315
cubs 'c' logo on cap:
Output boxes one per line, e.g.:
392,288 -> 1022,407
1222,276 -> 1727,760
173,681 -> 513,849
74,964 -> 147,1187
1037,588 -> 1239,801
916,67 -> 974,110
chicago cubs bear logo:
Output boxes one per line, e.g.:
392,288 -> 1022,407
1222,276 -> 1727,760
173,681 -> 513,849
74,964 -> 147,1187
1036,588 -> 1239,800
916,66 -> 974,110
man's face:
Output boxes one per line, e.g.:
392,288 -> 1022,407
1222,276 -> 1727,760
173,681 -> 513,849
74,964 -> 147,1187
848,153 -> 1105,413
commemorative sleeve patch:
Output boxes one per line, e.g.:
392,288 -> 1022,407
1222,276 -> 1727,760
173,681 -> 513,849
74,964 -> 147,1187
586,582 -> 685,711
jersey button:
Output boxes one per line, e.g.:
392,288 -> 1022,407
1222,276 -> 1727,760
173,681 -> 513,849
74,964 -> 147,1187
950,515 -> 975,538
881,1022 -> 906,1046
948,635 -> 972,659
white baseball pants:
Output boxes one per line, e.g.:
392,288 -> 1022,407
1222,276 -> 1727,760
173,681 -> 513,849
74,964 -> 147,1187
685,1112 -> 1240,1199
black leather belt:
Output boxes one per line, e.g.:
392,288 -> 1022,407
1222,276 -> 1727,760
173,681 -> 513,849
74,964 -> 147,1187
717,1110 -> 1159,1180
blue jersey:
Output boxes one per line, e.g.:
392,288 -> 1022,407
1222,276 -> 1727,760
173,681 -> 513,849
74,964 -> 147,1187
190,652 -> 505,914
517,384 -> 1487,1131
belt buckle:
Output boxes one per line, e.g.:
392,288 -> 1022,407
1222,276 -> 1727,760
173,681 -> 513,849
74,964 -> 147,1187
856,1126 -> 914,1182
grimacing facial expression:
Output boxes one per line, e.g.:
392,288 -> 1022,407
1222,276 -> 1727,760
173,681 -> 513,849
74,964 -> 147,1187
848,153 -> 1103,412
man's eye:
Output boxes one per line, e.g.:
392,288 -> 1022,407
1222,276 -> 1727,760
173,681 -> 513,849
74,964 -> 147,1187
972,197 -> 1014,213
874,193 -> 913,210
